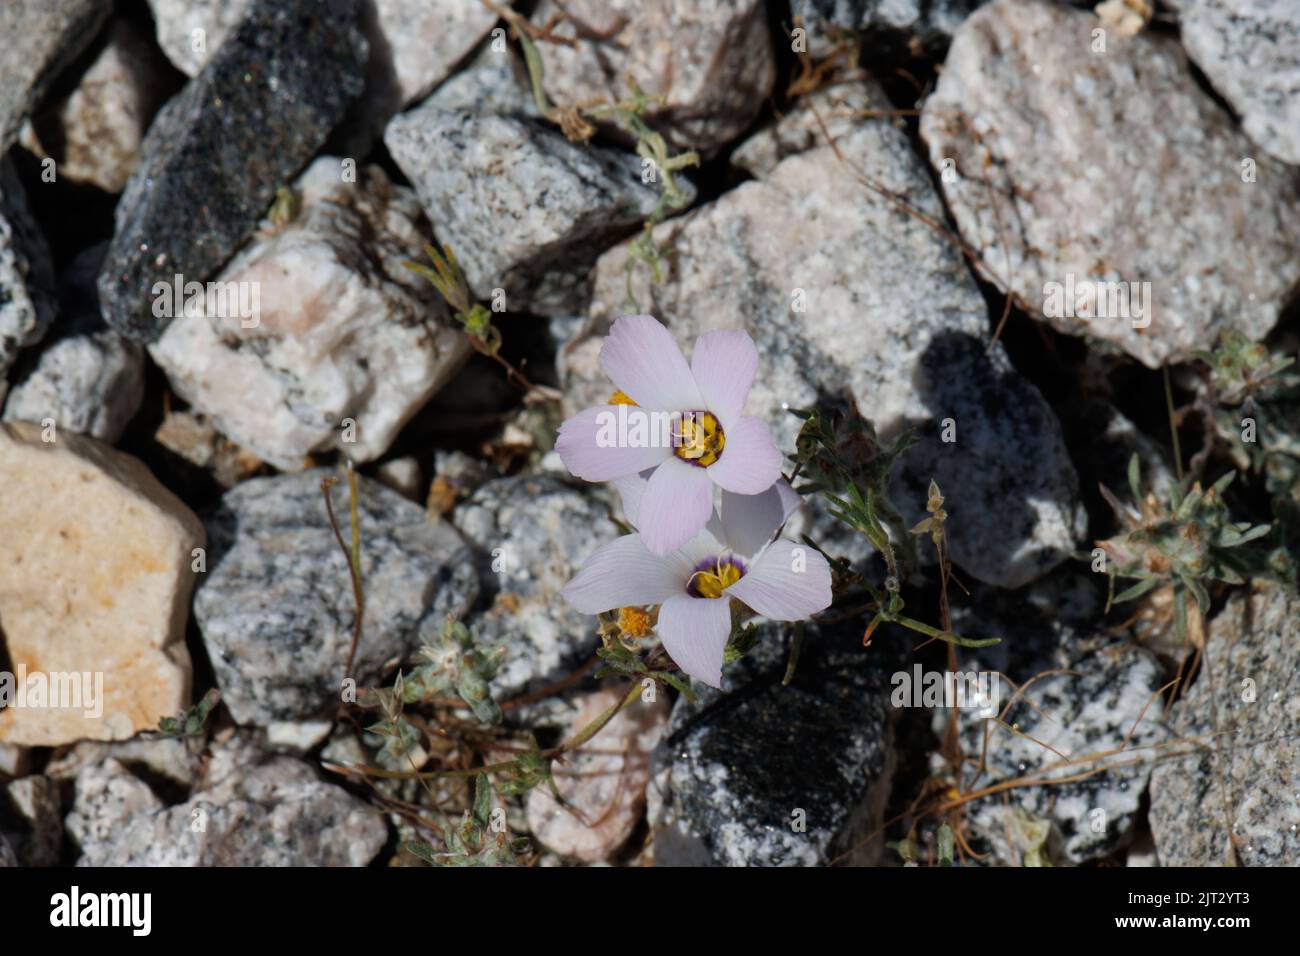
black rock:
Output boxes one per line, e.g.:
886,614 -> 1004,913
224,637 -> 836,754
650,621 -> 900,866
96,0 -> 368,342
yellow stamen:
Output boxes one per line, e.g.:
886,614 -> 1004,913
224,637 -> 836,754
687,559 -> 743,599
617,605 -> 653,638
608,390 -> 637,406
674,411 -> 725,467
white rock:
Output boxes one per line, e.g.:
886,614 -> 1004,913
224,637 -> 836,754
3,314 -> 144,443
529,0 -> 775,153
19,20 -> 168,193
0,421 -> 203,746
149,157 -> 468,470
526,688 -> 667,862
1175,0 -> 1300,166
920,0 -> 1300,367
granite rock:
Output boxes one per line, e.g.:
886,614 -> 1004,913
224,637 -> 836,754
649,621 -> 898,866
98,0 -> 369,341
529,0 -> 775,154
930,573 -> 1167,865
452,476 -> 621,699
195,469 -> 479,724
1149,582 -> 1300,866
920,0 -> 1300,367
149,157 -> 468,469
386,106 -> 684,314
0,0 -> 111,152
19,20 -> 171,194
1175,0 -> 1300,166
526,687 -> 668,862
0,160 -> 57,382
67,734 -> 387,865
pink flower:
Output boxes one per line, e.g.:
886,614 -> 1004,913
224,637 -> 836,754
561,479 -> 832,688
555,315 -> 783,555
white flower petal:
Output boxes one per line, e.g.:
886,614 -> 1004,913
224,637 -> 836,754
560,535 -> 688,613
656,593 -> 732,688
726,539 -> 832,621
638,457 -> 715,555
720,480 -> 804,558
600,315 -> 703,412
706,415 -> 783,494
556,405 -> 673,482
690,329 -> 757,426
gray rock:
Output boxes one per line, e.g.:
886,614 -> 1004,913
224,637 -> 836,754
920,0 -> 1300,367
649,621 -> 898,866
731,79 -> 883,179
568,78 -> 1083,589
386,106 -> 685,314
19,20 -> 171,194
68,735 -> 387,865
2,320 -> 142,441
0,160 -> 56,381
97,0 -> 369,342
424,42 -> 539,118
65,758 -> 163,859
1175,0 -> 1300,166
0,775 -> 63,866
0,0 -> 111,152
45,736 -> 199,790
195,469 -> 479,724
1149,582 -> 1300,866
792,0 -> 982,56
451,475 -> 622,700
930,573 -> 1167,865
529,0 -> 775,154
149,158 -> 468,470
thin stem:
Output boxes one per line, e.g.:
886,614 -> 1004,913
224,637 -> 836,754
1164,365 -> 1185,484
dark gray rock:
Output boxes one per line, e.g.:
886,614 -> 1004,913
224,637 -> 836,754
385,106 -> 689,314
0,160 -> 56,383
1149,582 -> 1300,866
452,475 -> 622,700
932,573 -> 1167,865
195,468 -> 479,724
1,775 -> 63,866
97,0 -> 369,341
792,0 -> 982,55
649,621 -> 898,866
0,0 -> 111,151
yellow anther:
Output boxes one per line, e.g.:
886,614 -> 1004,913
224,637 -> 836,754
687,559 -> 743,599
617,606 -> 653,638
674,411 -> 725,467
608,390 -> 637,406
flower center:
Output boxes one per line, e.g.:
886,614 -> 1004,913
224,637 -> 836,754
674,411 -> 725,467
687,555 -> 745,599
608,390 -> 637,406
